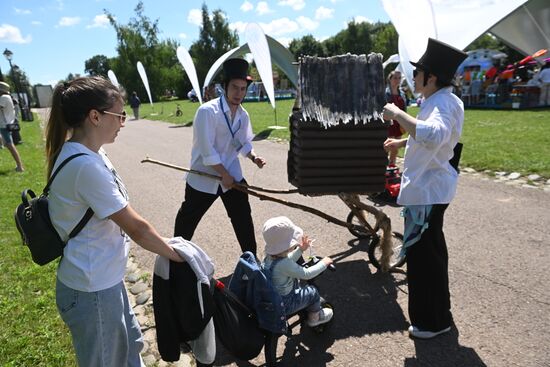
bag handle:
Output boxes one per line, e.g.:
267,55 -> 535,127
21,189 -> 36,208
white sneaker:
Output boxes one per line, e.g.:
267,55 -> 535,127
408,325 -> 451,339
307,308 -> 333,327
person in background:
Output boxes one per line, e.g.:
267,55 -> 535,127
0,81 -> 24,172
11,96 -> 22,145
536,61 -> 550,106
262,216 -> 333,327
383,38 -> 467,339
129,91 -> 141,120
384,70 -> 407,167
174,58 -> 266,257
46,76 -> 182,366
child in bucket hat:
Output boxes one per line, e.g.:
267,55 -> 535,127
262,216 -> 334,327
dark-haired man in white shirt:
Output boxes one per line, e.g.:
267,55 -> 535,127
174,58 -> 266,256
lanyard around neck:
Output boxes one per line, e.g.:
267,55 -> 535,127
219,97 -> 241,138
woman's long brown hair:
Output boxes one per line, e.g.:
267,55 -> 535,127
45,76 -> 121,177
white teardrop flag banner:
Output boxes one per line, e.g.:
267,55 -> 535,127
245,23 -> 275,109
107,70 -> 119,88
176,46 -> 202,104
137,61 -> 153,105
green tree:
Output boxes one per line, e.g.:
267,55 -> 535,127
321,20 -> 375,56
371,22 -> 398,60
84,55 -> 111,77
104,1 -> 166,100
189,3 -> 239,87
288,35 -> 324,59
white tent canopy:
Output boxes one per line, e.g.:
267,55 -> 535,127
203,34 -> 298,94
490,0 -> 550,57
380,0 -> 550,90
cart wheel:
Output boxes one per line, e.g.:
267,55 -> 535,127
346,211 -> 376,239
368,232 -> 406,270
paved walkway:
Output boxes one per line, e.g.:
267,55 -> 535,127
35,108 -> 550,367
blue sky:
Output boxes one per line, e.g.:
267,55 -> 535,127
0,0 -> 390,86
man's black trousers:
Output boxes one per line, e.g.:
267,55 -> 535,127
174,182 -> 257,255
406,203 -> 452,332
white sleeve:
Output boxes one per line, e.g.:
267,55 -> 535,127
237,110 -> 254,157
194,107 -> 222,166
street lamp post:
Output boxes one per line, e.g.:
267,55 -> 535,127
3,48 -> 31,121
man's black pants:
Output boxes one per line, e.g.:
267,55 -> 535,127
406,204 -> 452,331
174,182 -> 257,255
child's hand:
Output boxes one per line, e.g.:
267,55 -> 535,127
322,257 -> 333,266
298,235 -> 313,251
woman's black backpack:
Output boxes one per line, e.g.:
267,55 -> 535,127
14,153 -> 94,265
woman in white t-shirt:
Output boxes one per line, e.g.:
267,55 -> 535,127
45,76 -> 182,367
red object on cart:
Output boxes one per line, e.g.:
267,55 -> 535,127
385,166 -> 401,199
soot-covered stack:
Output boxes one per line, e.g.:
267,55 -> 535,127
288,53 -> 388,195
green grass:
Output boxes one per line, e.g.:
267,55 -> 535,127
0,117 -> 76,366
132,98 -> 296,140
0,102 -> 548,364
460,109 -> 550,177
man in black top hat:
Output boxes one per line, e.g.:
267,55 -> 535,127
382,38 -> 467,339
174,58 -> 266,256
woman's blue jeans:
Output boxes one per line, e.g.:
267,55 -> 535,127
56,279 -> 143,367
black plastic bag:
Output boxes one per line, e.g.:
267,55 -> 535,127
212,280 -> 264,361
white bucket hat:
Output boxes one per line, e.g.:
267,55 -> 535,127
262,216 -> 303,255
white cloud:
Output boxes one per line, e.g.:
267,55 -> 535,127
0,24 -> 32,43
259,18 -> 299,36
240,1 -> 254,12
229,21 -> 248,34
179,33 -> 187,39
187,9 -> 202,26
256,1 -> 273,15
31,21 -> 42,26
297,16 -> 318,31
315,6 -> 334,20
14,8 -> 31,15
275,37 -> 292,47
278,0 -> 305,11
86,14 -> 109,29
58,17 -> 81,27
329,0 -> 343,3
353,16 -> 371,24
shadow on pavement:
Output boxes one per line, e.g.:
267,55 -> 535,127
252,129 -> 274,141
211,237 -> 410,366
168,121 -> 193,127
404,325 -> 487,367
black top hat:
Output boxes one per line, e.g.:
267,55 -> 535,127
223,58 -> 251,83
410,38 -> 468,84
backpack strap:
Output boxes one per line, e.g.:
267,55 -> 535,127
68,208 -> 94,239
43,153 -> 89,195
44,152 -> 95,241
